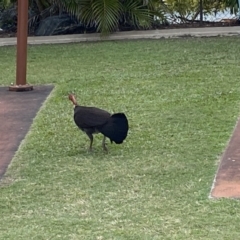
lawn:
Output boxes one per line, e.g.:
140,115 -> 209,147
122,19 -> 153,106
1,37 -> 240,239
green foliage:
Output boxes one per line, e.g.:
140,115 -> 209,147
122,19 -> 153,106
55,0 -> 122,33
121,0 -> 152,28
0,0 -> 12,7
1,0 -> 239,33
160,0 -> 239,22
50,0 -> 154,34
1,0 -> 155,34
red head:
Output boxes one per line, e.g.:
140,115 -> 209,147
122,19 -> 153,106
68,93 -> 78,106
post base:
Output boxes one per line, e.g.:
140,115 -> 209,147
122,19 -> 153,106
9,84 -> 33,92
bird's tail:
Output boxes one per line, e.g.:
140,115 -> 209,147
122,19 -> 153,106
99,113 -> 129,144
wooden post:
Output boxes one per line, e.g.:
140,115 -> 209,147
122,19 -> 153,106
9,0 -> 33,91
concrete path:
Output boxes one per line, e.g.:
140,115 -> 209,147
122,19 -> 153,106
0,26 -> 240,47
0,85 -> 54,179
210,118 -> 240,199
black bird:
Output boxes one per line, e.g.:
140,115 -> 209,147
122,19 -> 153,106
69,94 -> 128,152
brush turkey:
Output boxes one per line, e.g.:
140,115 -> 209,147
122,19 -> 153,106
68,94 -> 128,152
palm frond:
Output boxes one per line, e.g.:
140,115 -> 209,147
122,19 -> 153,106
49,0 -> 74,15
121,0 -> 153,28
92,0 -> 120,34
75,0 -> 96,27
38,0 -> 155,35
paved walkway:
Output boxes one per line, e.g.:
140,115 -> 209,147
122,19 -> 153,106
210,118 -> 240,199
0,85 -> 54,179
0,26 -> 240,46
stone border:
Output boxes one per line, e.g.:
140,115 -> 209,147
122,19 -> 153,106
0,26 -> 240,47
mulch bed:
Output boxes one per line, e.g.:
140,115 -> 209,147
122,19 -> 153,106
0,21 -> 239,38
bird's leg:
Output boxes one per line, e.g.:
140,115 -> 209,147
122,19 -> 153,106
102,136 -> 108,153
86,133 -> 93,152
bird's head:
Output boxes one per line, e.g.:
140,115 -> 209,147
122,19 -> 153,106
68,93 -> 78,106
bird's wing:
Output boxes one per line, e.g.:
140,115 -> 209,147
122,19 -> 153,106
74,106 -> 111,128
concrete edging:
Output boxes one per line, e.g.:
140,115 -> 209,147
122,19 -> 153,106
0,26 -> 240,47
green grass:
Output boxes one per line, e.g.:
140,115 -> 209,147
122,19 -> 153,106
1,37 -> 240,239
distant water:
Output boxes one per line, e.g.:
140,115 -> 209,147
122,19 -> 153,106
166,8 -> 239,23
201,9 -> 239,22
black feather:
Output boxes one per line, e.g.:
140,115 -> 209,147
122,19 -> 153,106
74,106 -> 111,129
98,113 -> 129,144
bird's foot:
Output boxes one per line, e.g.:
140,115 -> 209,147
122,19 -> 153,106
102,144 -> 108,153
88,147 -> 93,153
